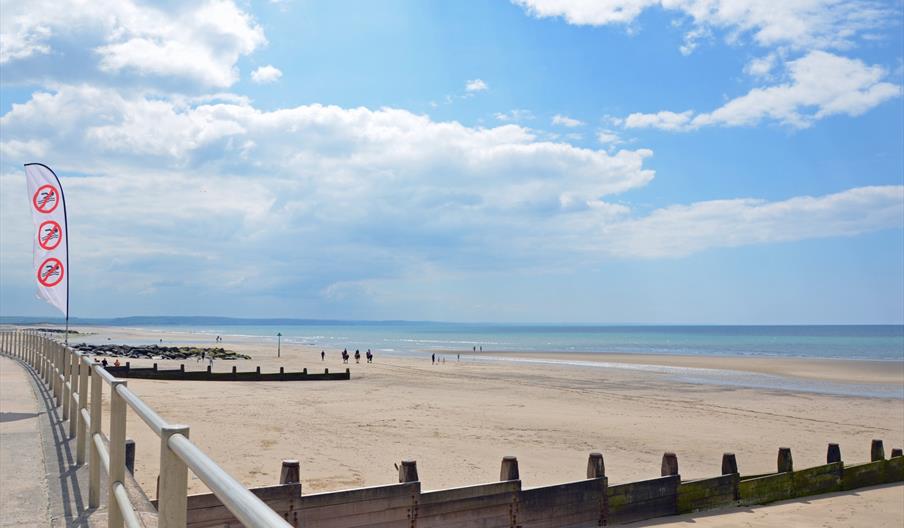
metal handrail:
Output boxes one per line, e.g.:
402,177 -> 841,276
115,384 -> 166,436
112,482 -> 142,528
93,433 -> 111,475
168,433 -> 293,527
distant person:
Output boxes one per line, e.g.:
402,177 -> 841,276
473,346 -> 476,352
354,350 -> 361,363
113,359 -> 121,367
101,358 -> 108,368
457,354 -> 460,362
431,353 -> 435,365
442,357 -> 445,365
321,350 -> 325,361
366,349 -> 372,363
479,346 -> 482,352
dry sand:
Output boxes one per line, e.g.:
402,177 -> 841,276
67,326 -> 903,526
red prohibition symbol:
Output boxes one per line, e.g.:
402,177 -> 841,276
38,220 -> 63,251
33,184 -> 60,214
37,257 -> 64,288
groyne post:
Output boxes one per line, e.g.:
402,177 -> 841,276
827,443 -> 841,464
871,439 -> 885,461
661,453 -> 679,476
125,439 -> 136,474
777,448 -> 793,473
721,453 -> 738,475
280,460 -> 300,485
399,460 -> 419,483
500,456 -> 520,481
587,452 -> 605,479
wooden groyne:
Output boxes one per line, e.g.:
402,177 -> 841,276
105,363 -> 351,382
174,441 -> 904,527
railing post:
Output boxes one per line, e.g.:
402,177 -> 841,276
109,380 -> 128,528
89,363 -> 103,508
62,345 -> 72,423
158,425 -> 190,528
58,343 -> 66,406
54,341 -> 62,403
69,350 -> 79,439
77,355 -> 90,465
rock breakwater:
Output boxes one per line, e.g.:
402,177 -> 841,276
72,343 -> 250,360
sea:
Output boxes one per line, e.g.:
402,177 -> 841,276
48,321 -> 904,399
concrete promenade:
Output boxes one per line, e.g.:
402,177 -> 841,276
0,354 -> 106,527
1,355 -> 51,526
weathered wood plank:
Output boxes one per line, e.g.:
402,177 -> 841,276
842,457 -> 904,490
738,462 -> 842,506
608,476 -> 679,525
519,478 -> 607,527
677,474 -> 739,513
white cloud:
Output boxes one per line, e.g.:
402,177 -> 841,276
552,114 -> 584,127
0,0 -> 265,87
600,186 -> 904,258
625,51 -> 901,130
495,109 -> 535,122
465,79 -> 488,92
251,65 -> 283,84
0,86 -> 656,293
744,53 -> 778,79
625,110 -> 693,131
514,0 -> 891,52
596,129 -> 622,144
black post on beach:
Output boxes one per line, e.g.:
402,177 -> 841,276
277,332 -> 282,358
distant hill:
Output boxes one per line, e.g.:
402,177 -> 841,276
0,315 -> 428,326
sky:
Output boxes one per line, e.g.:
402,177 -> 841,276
0,0 -> 902,324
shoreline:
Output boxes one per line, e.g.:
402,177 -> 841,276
453,350 -> 904,386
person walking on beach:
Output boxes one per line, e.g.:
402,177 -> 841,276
431,353 -> 435,365
366,349 -> 372,363
355,350 -> 361,363
321,350 -> 325,361
101,358 -> 108,368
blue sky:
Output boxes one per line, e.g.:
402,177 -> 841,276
0,0 -> 902,323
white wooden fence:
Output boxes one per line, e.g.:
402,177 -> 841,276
0,329 -> 292,528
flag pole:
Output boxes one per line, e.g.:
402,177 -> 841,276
60,171 -> 70,346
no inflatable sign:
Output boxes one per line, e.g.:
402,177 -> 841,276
25,164 -> 69,317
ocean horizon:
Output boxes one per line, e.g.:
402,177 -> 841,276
8,317 -> 902,362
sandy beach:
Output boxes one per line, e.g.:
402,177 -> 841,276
51,325 -> 904,525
